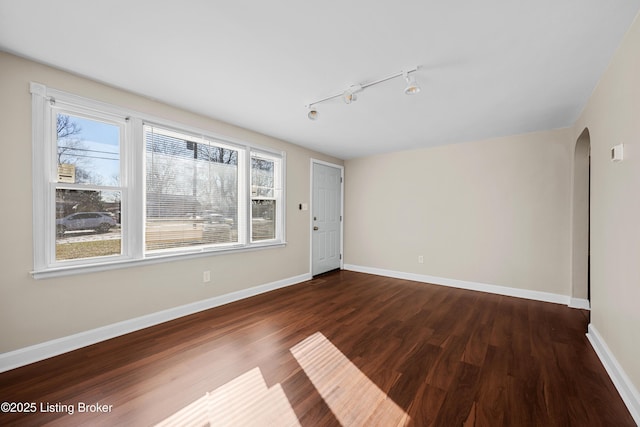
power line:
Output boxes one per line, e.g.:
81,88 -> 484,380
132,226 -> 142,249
60,153 -> 119,161
58,145 -> 119,156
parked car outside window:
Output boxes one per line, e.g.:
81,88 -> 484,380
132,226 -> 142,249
56,212 -> 117,236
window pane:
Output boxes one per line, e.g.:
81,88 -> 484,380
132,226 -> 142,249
56,114 -> 120,186
252,200 -> 276,241
251,157 -> 274,197
55,189 -> 121,261
251,154 -> 279,242
145,126 -> 238,251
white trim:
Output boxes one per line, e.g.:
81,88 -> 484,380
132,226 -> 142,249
279,151 -> 287,244
343,264 -> 570,305
250,149 -> 286,244
310,159 -> 344,276
569,297 -> 591,310
35,83 -> 258,151
587,324 -> 640,424
31,82 -> 48,272
32,242 -> 287,279
0,273 -> 311,373
128,117 -> 145,258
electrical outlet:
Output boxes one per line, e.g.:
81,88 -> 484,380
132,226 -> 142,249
418,255 -> 424,264
203,270 -> 211,283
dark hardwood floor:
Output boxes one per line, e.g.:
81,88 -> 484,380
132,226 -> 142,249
0,271 -> 634,426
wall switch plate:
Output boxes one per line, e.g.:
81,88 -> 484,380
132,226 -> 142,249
611,144 -> 624,162
418,255 -> 424,264
203,271 -> 211,283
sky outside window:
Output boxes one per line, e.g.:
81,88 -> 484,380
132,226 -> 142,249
56,113 -> 120,186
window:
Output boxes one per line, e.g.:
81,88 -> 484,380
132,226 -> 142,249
144,125 -> 242,252
53,110 -> 125,263
251,152 -> 282,241
31,83 -> 285,277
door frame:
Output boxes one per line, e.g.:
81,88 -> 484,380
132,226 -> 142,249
570,127 -> 591,310
309,159 -> 344,276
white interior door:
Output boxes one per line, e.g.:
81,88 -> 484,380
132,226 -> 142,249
312,162 -> 342,276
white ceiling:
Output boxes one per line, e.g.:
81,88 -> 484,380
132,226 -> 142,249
1,1 -> 639,159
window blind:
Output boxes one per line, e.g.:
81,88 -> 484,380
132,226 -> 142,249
144,125 -> 239,251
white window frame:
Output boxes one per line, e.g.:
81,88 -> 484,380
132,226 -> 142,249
31,83 -> 286,279
250,150 -> 284,243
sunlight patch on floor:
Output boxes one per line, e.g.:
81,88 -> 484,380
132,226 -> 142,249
290,331 -> 410,426
155,367 -> 300,427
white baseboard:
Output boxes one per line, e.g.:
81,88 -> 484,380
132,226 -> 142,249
587,324 -> 640,425
343,264 -> 570,305
0,273 -> 312,374
569,297 -> 591,310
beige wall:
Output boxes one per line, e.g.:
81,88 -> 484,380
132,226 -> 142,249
344,128 -> 574,295
572,13 -> 640,394
0,52 -> 342,353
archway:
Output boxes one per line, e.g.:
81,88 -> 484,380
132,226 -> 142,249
571,128 -> 590,308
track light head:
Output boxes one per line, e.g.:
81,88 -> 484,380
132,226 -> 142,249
307,106 -> 318,120
343,91 -> 357,104
343,84 -> 363,104
403,71 -> 421,95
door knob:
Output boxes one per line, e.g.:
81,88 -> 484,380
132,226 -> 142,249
313,226 -> 319,231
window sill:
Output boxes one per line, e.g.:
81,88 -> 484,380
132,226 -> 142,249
31,241 -> 287,280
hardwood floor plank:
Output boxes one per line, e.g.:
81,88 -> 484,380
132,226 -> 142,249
387,341 -> 442,410
426,334 -> 468,391
433,362 -> 480,426
405,383 -> 447,427
0,271 -> 635,426
461,321 -> 491,367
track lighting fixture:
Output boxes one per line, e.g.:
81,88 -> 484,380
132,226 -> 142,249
305,66 -> 420,120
